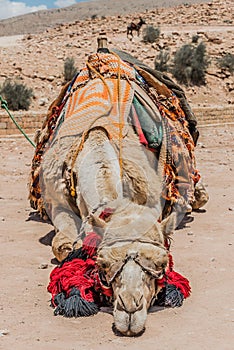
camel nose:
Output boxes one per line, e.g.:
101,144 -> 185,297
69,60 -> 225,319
117,290 -> 144,313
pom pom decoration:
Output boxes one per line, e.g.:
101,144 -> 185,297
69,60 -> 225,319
47,215 -> 191,317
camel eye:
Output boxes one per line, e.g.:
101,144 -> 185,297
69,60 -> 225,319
101,262 -> 107,269
101,261 -> 110,270
97,257 -> 109,270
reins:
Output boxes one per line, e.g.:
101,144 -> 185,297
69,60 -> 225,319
0,95 -> 36,148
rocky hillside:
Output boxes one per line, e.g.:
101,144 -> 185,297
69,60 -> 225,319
0,0 -> 233,113
0,0 -> 212,36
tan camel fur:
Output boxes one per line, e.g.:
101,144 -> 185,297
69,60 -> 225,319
41,125 -> 176,334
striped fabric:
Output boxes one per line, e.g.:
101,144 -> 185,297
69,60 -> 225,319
58,77 -> 134,140
53,52 -> 137,140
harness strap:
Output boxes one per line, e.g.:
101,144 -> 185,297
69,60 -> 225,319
107,250 -> 167,285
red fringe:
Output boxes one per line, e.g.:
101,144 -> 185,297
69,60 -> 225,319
48,258 -> 97,305
157,247 -> 191,298
99,207 -> 115,221
82,232 -> 102,258
166,270 -> 191,298
47,231 -> 112,306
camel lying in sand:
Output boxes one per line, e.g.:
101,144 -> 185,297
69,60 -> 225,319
29,49 -> 208,335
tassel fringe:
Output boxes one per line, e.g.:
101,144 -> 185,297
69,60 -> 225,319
47,231 -> 191,317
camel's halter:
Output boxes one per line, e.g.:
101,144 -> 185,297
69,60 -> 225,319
105,250 -> 166,285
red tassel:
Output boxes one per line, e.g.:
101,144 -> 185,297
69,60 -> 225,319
47,231 -> 113,307
157,250 -> 191,298
166,270 -> 191,298
48,258 -> 97,305
99,207 -> 114,221
82,232 -> 102,258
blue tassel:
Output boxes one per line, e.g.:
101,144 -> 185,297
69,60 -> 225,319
53,287 -> 99,317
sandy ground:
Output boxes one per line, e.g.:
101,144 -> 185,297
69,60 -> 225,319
0,35 -> 24,47
0,124 -> 234,350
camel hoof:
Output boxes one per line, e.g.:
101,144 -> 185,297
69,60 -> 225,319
192,182 -> 209,210
52,234 -> 73,262
52,242 -> 73,262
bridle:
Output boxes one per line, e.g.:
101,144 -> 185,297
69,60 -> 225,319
105,251 -> 166,285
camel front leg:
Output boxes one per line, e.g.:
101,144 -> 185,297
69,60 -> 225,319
41,137 -> 82,262
51,205 -> 82,262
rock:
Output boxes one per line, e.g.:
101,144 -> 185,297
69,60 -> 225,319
208,36 -> 222,44
38,263 -> 48,269
47,75 -> 56,82
38,97 -> 49,106
0,329 -> 9,336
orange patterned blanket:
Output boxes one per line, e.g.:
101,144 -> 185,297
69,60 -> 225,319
29,51 -> 199,218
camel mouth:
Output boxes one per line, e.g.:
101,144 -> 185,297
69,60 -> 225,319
113,307 -> 147,337
112,321 -> 146,337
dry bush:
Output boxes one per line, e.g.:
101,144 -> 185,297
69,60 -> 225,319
171,42 -> 209,86
63,57 -> 78,83
0,79 -> 33,111
154,49 -> 171,72
142,25 -> 160,43
217,53 -> 234,74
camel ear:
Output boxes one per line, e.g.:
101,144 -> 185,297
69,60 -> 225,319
161,212 -> 176,238
88,213 -> 106,236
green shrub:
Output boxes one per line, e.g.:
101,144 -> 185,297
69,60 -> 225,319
91,14 -> 98,20
217,53 -> 234,74
171,42 -> 209,86
142,25 -> 160,43
63,57 -> 78,83
0,79 -> 33,111
154,49 -> 170,72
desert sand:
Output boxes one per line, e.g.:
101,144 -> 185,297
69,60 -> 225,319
0,124 -> 234,349
0,0 -> 234,348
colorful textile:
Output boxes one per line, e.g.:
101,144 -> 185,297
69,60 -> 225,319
57,78 -> 133,140
28,51 -> 200,215
132,95 -> 163,149
155,94 -> 200,204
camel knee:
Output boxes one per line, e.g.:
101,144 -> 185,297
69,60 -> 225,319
52,231 -> 74,262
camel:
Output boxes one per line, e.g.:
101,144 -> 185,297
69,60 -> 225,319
127,17 -> 146,37
29,46 -> 208,336
41,121 -> 175,335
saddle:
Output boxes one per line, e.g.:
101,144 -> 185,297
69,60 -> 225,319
29,50 -> 200,218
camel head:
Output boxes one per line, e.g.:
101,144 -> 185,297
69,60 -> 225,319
96,203 -> 175,336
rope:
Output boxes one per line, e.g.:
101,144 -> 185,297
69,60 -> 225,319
0,95 -> 36,148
